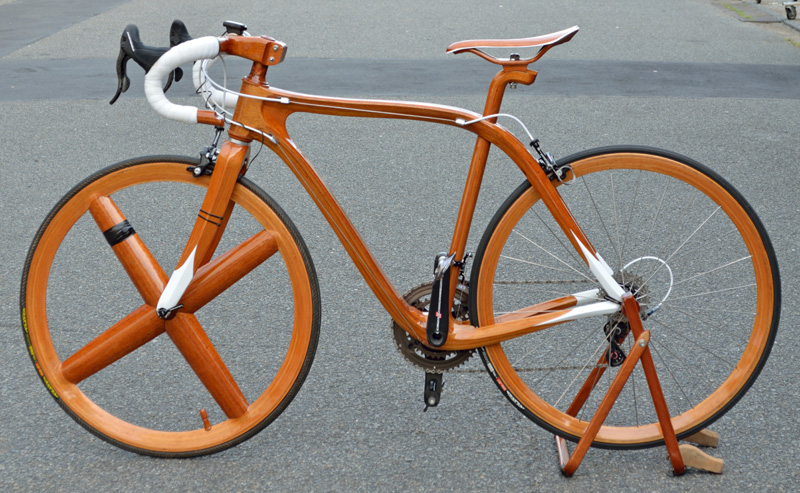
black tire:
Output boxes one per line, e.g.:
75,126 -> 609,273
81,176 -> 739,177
470,146 -> 780,449
21,156 -> 320,457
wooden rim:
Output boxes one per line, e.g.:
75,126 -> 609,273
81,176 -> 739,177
477,152 -> 776,446
23,161 -> 316,454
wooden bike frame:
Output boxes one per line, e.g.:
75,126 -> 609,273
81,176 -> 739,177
167,50 -> 620,353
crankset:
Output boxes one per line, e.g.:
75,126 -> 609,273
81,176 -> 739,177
392,283 -> 473,373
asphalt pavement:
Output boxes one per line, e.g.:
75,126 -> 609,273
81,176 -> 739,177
1,0 -> 799,491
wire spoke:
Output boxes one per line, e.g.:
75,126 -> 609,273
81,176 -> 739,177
500,254 -> 588,278
648,316 -> 734,366
528,326 -> 607,391
657,302 -> 756,315
666,228 -> 741,263
554,334 -> 612,409
509,230 -> 594,282
635,193 -> 703,294
528,206 -> 588,272
620,170 -> 643,272
609,171 -> 626,274
580,175 -> 622,269
672,255 -> 752,287
649,341 -> 695,409
666,283 -> 757,302
628,183 -> 669,283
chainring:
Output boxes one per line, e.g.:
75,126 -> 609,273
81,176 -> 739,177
392,282 -> 473,372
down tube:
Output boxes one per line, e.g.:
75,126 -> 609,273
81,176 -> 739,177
267,133 -> 428,340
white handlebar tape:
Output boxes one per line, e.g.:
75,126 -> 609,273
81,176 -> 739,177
144,36 -> 222,124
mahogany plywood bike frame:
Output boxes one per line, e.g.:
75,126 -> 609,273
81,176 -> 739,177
171,28 -> 626,353
20,21 -> 780,475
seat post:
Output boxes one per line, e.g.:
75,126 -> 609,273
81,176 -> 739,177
482,65 -> 537,116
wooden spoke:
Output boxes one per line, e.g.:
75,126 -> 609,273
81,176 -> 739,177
165,313 -> 249,419
22,159 -> 322,456
61,304 -> 165,384
181,230 -> 278,313
89,196 -> 168,305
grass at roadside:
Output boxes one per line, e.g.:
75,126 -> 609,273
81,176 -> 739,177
723,3 -> 753,19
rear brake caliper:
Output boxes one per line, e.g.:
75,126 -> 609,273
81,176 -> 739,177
530,139 -> 571,183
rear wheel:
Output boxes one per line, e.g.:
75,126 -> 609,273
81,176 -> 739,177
21,156 -> 320,457
470,147 -> 779,449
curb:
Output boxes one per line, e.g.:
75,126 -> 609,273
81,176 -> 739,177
751,1 -> 800,32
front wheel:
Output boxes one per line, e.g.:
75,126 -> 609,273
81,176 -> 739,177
21,156 -> 320,457
470,147 -> 779,449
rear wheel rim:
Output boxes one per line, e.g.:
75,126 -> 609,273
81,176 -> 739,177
472,149 -> 778,447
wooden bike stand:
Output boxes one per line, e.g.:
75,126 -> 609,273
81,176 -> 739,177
554,293 -> 724,476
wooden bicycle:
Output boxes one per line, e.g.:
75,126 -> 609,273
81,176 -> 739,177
20,20 -> 780,475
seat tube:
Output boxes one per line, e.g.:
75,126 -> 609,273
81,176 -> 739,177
447,70 -> 515,299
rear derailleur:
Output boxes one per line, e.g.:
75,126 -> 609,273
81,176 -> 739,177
604,315 -> 632,367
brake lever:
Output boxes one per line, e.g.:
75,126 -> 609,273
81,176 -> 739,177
169,19 -> 193,47
168,20 -> 194,84
110,21 -> 193,105
109,38 -> 132,105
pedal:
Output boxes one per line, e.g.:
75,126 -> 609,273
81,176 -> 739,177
423,372 -> 443,411
426,252 -> 456,347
